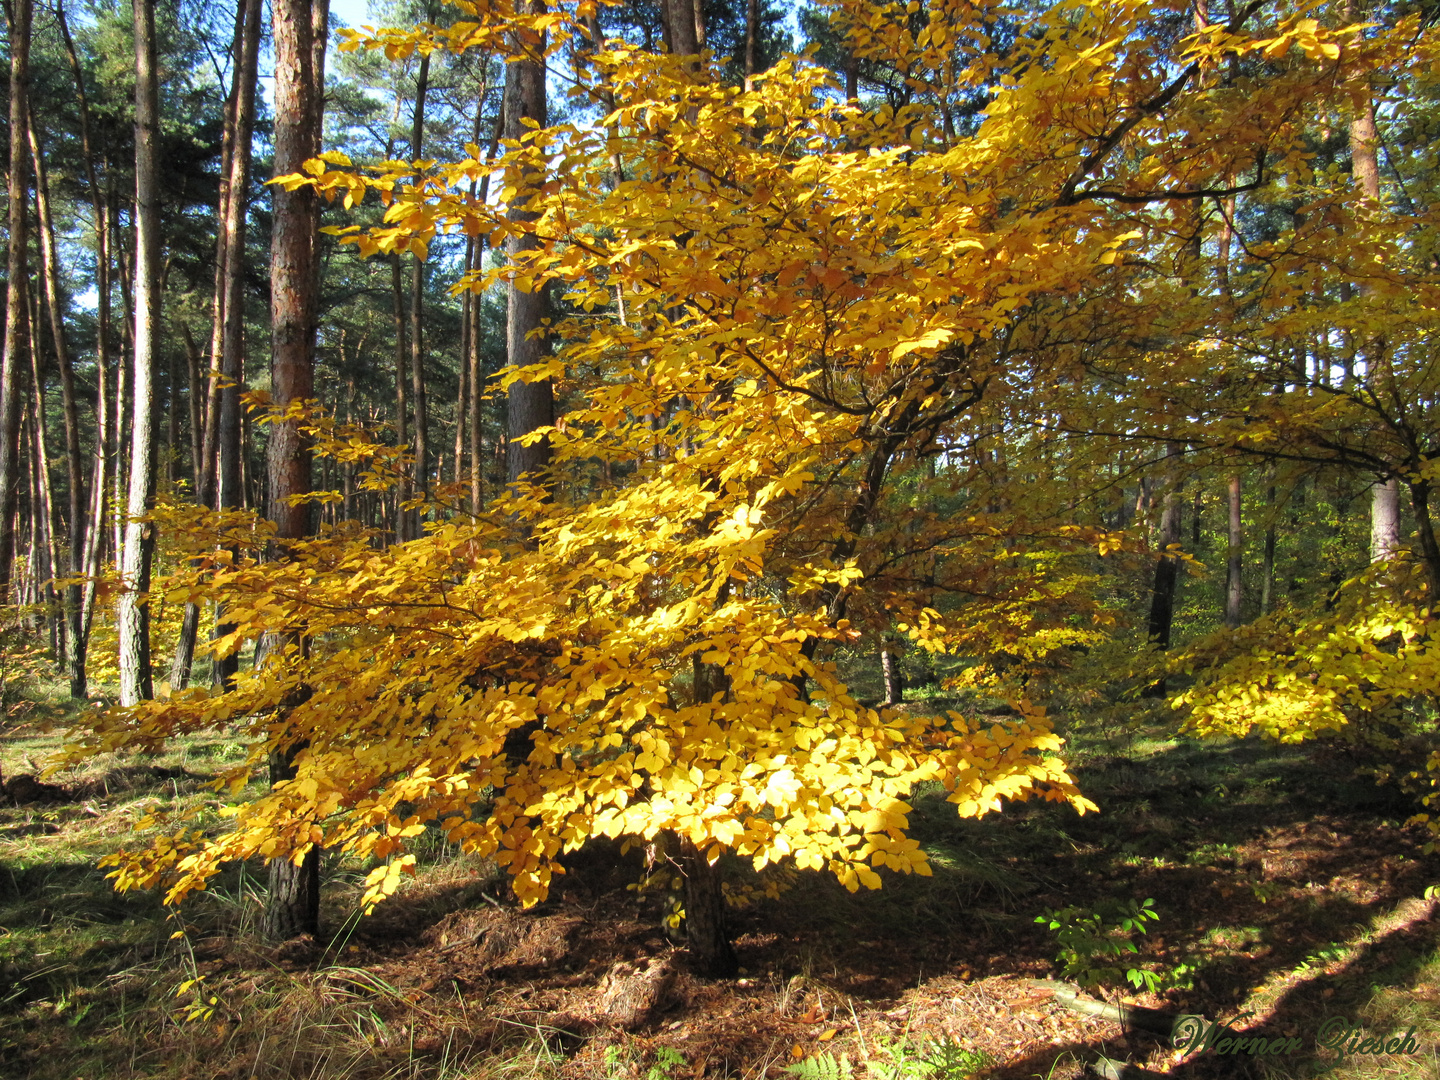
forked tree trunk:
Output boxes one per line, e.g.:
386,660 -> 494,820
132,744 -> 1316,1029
263,0 -> 329,943
117,0 -> 161,706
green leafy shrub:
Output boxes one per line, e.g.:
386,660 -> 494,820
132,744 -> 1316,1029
1035,897 -> 1160,991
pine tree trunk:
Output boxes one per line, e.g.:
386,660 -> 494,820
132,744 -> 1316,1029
409,48 -> 431,529
467,103 -> 504,515
1143,444 -> 1185,696
505,3 -> 554,491
197,0 -> 245,495
455,246 -> 470,489
263,0 -> 329,943
1225,474 -> 1243,628
744,0 -> 758,91
117,0 -> 162,707
207,0 -> 263,691
1345,7 -> 1401,569
391,253 -> 410,539
0,0 -> 33,599
57,0 -> 110,696
28,111 -> 85,686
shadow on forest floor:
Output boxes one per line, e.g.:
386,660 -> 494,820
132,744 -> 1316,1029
3,704 -> 1439,1080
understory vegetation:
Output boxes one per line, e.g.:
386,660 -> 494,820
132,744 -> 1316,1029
3,659 -> 1438,1079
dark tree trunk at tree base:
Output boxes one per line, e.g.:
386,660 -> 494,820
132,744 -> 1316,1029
678,837 -> 737,978
264,743 -> 320,941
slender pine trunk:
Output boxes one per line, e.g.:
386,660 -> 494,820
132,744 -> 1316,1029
0,0 -> 34,599
117,0 -> 162,706
263,0 -> 329,943
505,4 -> 554,492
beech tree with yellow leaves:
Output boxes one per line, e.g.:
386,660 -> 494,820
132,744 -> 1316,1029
50,0 -> 1440,978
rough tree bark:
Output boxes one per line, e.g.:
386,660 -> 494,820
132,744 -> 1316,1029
262,0 -> 329,943
117,0 -> 162,706
175,0 -> 262,692
505,1 -> 554,491
28,113 -> 85,687
1344,0 -> 1403,565
408,43 -> 431,531
0,0 -> 33,599
57,0 -> 112,696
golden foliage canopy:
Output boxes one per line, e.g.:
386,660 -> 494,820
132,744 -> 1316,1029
71,0 -> 1440,908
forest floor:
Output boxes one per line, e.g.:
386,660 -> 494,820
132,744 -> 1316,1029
2,680 -> 1439,1080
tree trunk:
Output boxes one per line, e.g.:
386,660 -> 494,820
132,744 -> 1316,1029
1372,479 -> 1401,563
113,187 -> 131,567
28,111 -> 85,687
205,0 -> 263,691
744,0 -> 758,90
409,48 -> 431,530
58,0 -> 111,696
505,3 -> 554,491
263,0 -> 329,942
117,0 -> 162,707
466,101 -> 503,515
1225,474 -> 1243,628
1261,473 -> 1276,614
391,254 -> 410,539
263,737 -> 321,942
0,0 -> 33,599
667,0 -> 698,59
197,0 -> 246,496
678,837 -> 737,978
1143,444 -> 1185,695
1345,9 -> 1400,569
27,346 -> 59,657
881,639 -> 903,706
455,247 -> 470,490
